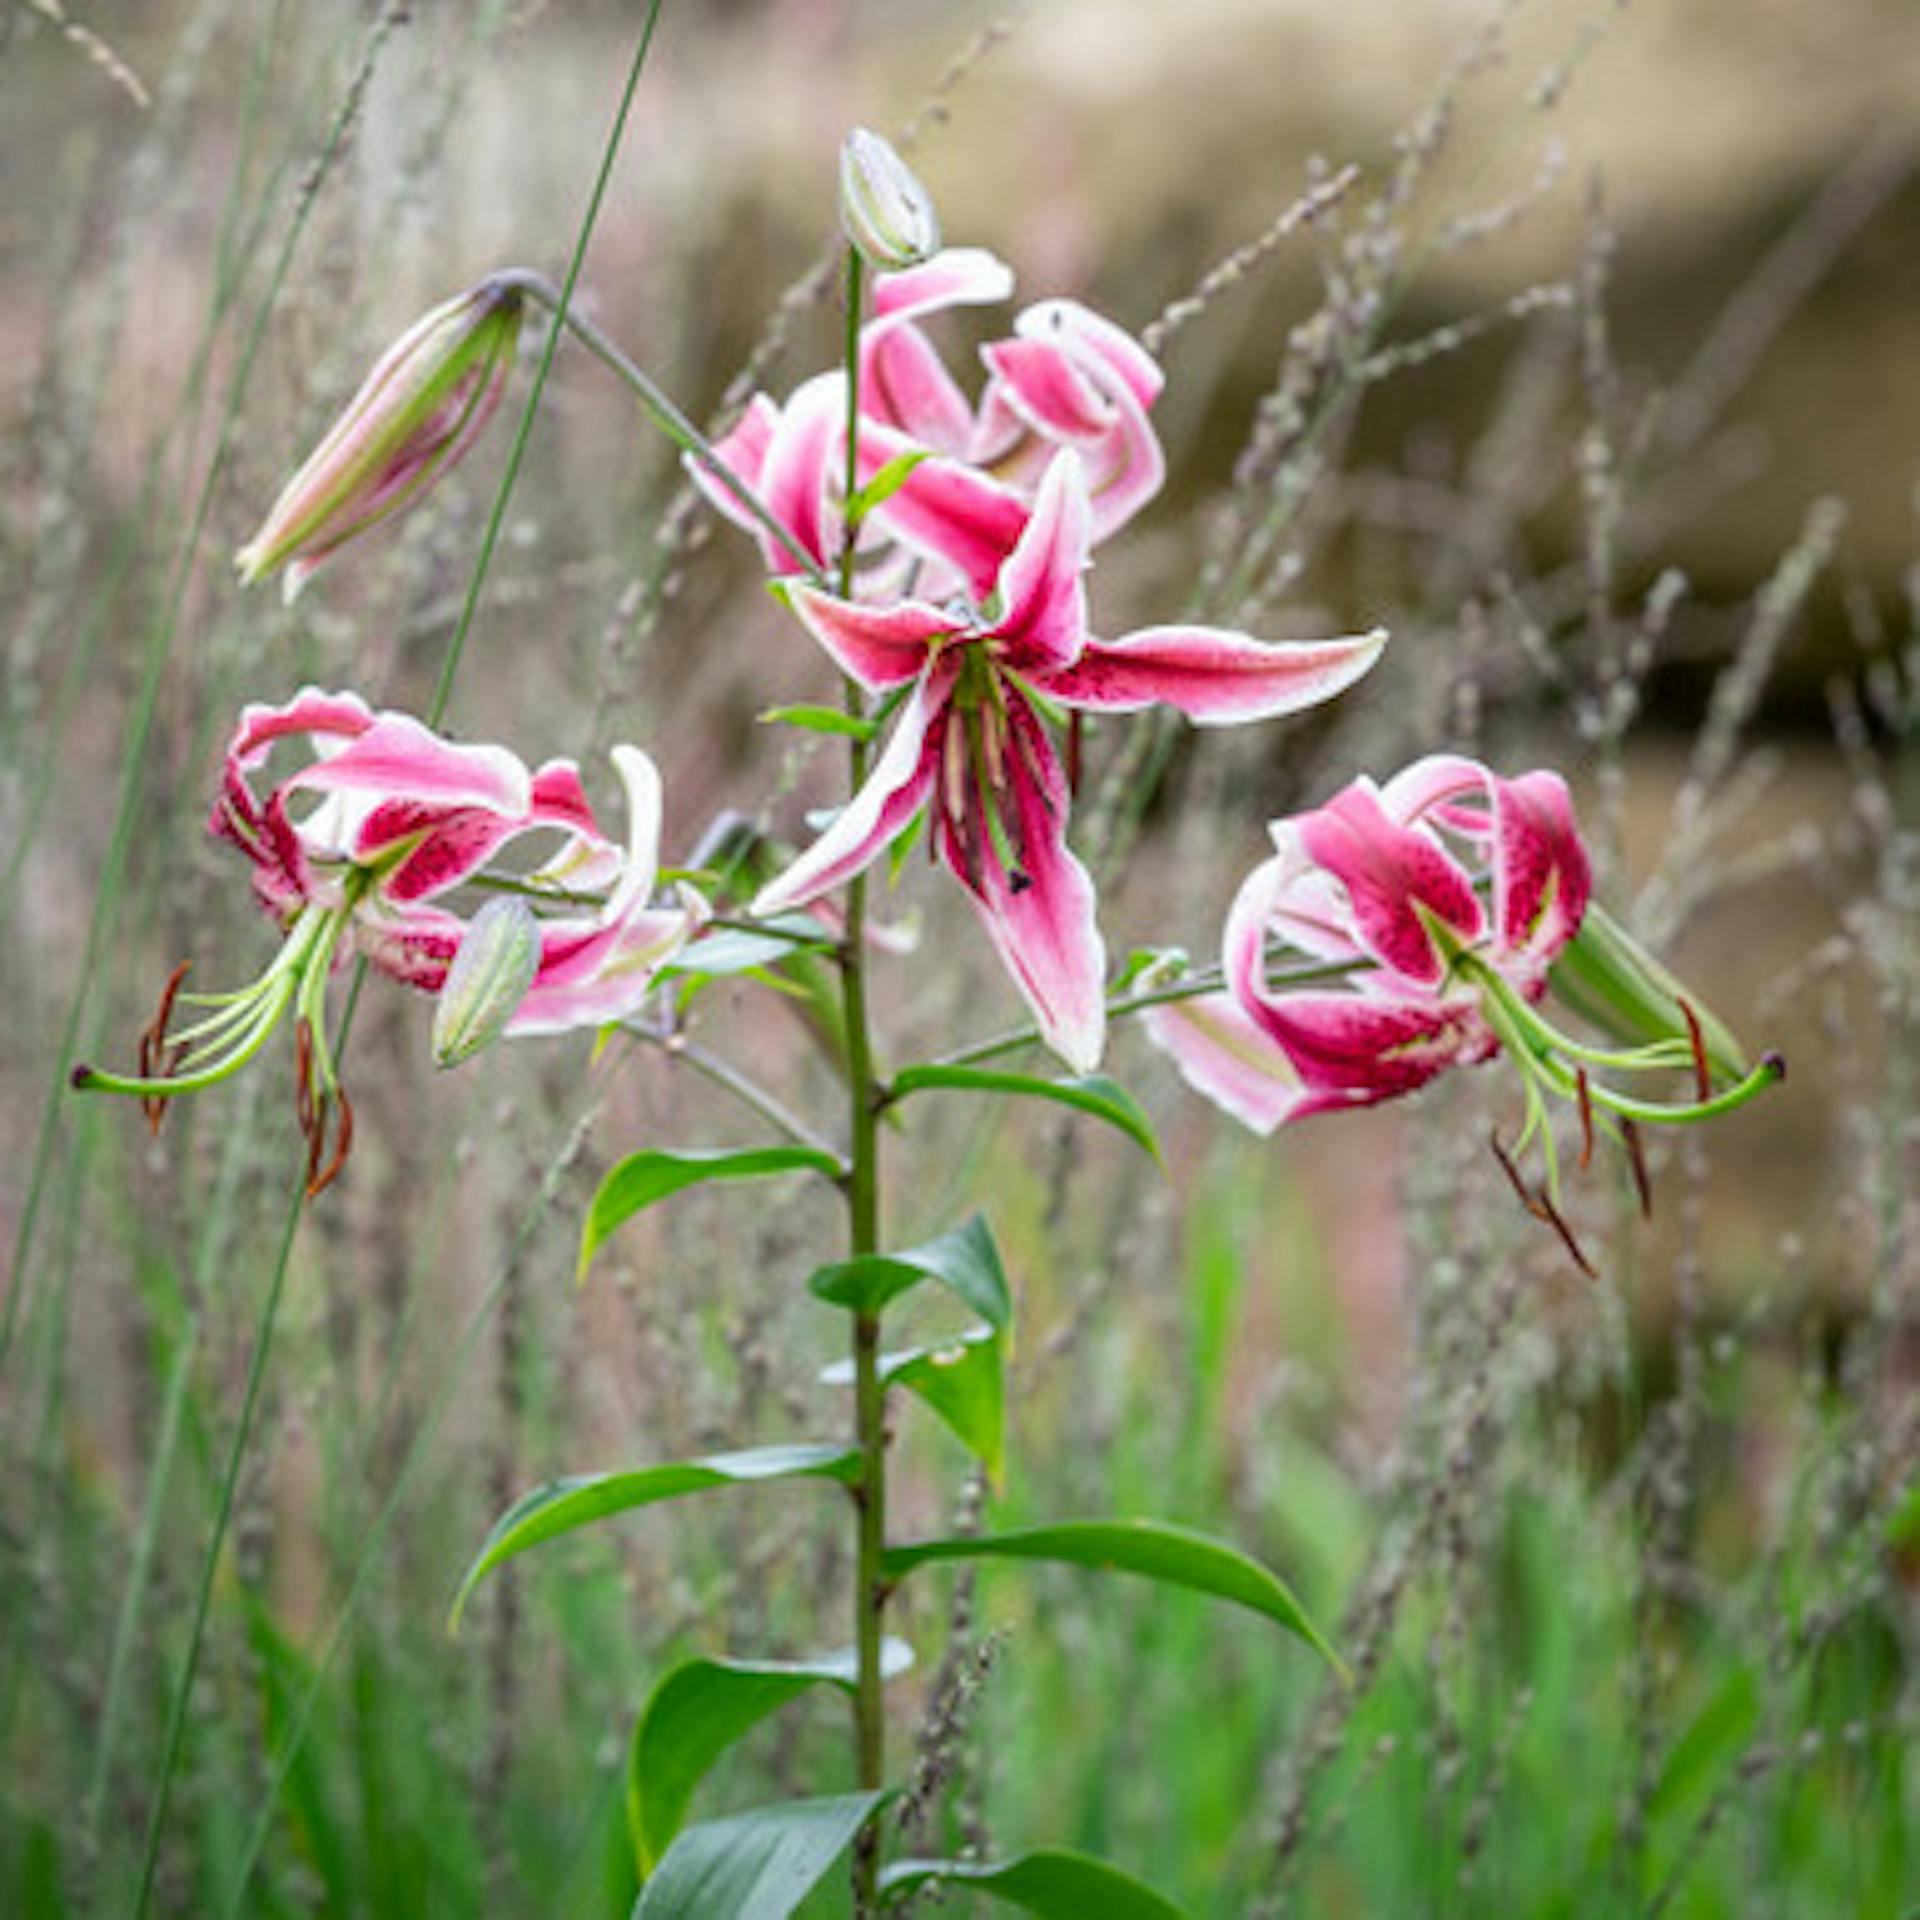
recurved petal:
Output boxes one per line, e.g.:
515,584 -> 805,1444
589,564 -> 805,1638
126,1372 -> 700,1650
1490,769 -> 1591,970
686,394 -> 779,539
1296,781 -> 1483,987
782,584 -> 956,690
1142,990 -> 1324,1135
226,686 -> 376,771
756,373 -> 846,574
507,905 -> 701,1035
1015,298 -> 1165,412
861,321 -> 976,452
752,662 -> 952,916
869,247 -> 1015,333
1037,624 -> 1387,726
288,712 -> 532,817
1240,987 -> 1480,1101
989,452 -> 1091,674
859,422 -> 1029,598
942,697 -> 1106,1073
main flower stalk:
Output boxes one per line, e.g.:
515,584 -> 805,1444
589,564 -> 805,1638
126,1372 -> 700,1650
837,241 -> 889,1917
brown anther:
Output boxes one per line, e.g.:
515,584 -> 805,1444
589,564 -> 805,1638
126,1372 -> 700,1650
1534,1188 -> 1598,1279
304,1085 -> 354,1199
1488,1129 -> 1596,1277
1620,1116 -> 1653,1219
1575,1068 -> 1595,1170
1679,998 -> 1712,1103
294,1019 -> 317,1137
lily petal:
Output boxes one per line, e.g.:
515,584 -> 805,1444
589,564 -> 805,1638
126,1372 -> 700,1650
869,248 -> 1015,331
1296,781 -> 1483,988
1037,624 -> 1387,726
686,394 -> 779,541
1015,298 -> 1165,412
861,319 -> 976,452
940,693 -> 1106,1073
753,661 -> 954,916
859,423 -> 1029,598
782,584 -> 956,690
288,712 -> 531,818
1239,987 -> 1479,1101
1142,990 -> 1326,1135
990,452 -> 1091,675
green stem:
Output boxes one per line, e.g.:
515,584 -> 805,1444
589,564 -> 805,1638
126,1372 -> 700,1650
496,268 -> 829,588
835,241 -> 889,1918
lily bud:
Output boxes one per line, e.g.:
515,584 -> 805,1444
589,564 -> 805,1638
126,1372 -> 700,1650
838,128 -> 940,271
236,277 -> 524,601
432,896 -> 541,1068
1547,902 -> 1750,1084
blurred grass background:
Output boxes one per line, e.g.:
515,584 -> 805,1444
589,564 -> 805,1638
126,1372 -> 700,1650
2,2 -> 1917,1914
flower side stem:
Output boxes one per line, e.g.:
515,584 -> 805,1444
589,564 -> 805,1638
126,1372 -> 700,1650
497,269 -> 828,587
835,242 -> 889,1917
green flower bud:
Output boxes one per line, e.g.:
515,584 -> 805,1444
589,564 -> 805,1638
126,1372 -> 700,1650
432,896 -> 540,1068
236,278 -> 524,601
838,127 -> 940,271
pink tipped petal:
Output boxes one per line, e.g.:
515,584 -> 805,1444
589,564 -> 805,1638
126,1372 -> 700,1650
1038,624 -> 1387,725
357,804 -> 525,901
527,760 -> 602,837
859,425 -> 1029,597
869,247 -> 1015,331
1244,989 -> 1478,1101
1492,769 -> 1591,968
353,901 -> 468,990
227,687 -> 375,771
688,394 -> 780,539
1143,991 -> 1322,1135
1016,298 -> 1164,411
942,696 -> 1105,1072
506,909 -> 697,1034
756,373 -> 845,574
981,337 -> 1117,441
990,453 -> 1091,674
753,663 -> 952,916
1296,782 -> 1483,987
1378,753 -> 1495,827
782,584 -> 955,690
1078,386 -> 1165,539
288,713 -> 531,817
601,744 -> 665,922
861,321 -> 976,451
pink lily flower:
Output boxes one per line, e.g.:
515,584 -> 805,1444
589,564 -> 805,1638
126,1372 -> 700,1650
1149,756 -> 1784,1261
753,455 -> 1387,1071
690,248 -> 1166,598
75,688 -> 701,1191
1152,756 -> 1592,1127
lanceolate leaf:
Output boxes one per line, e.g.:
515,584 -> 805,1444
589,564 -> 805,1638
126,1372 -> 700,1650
580,1146 -> 843,1281
633,1791 -> 890,1919
822,1330 -> 1006,1484
808,1212 -> 1011,1331
758,703 -> 881,741
889,1065 -> 1161,1162
879,1849 -> 1187,1917
628,1642 -> 914,1875
450,1445 -> 862,1631
881,1520 -> 1344,1675
844,448 -> 931,526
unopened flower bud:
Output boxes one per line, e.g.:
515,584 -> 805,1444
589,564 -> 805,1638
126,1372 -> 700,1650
432,896 -> 540,1068
236,277 -> 524,602
1548,901 -> 1749,1083
838,128 -> 940,271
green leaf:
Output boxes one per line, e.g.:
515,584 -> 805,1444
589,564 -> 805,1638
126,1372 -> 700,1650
628,1642 -> 913,1875
844,448 -> 930,527
889,1065 -> 1161,1163
880,1849 -> 1187,1917
881,1520 -> 1344,1675
450,1444 -> 862,1631
808,1213 -> 1010,1331
759,704 -> 880,742
581,1146 -> 843,1280
633,1792 -> 889,1919
823,1330 -> 1005,1485
1645,1667 -> 1760,1828
661,919 -> 834,985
